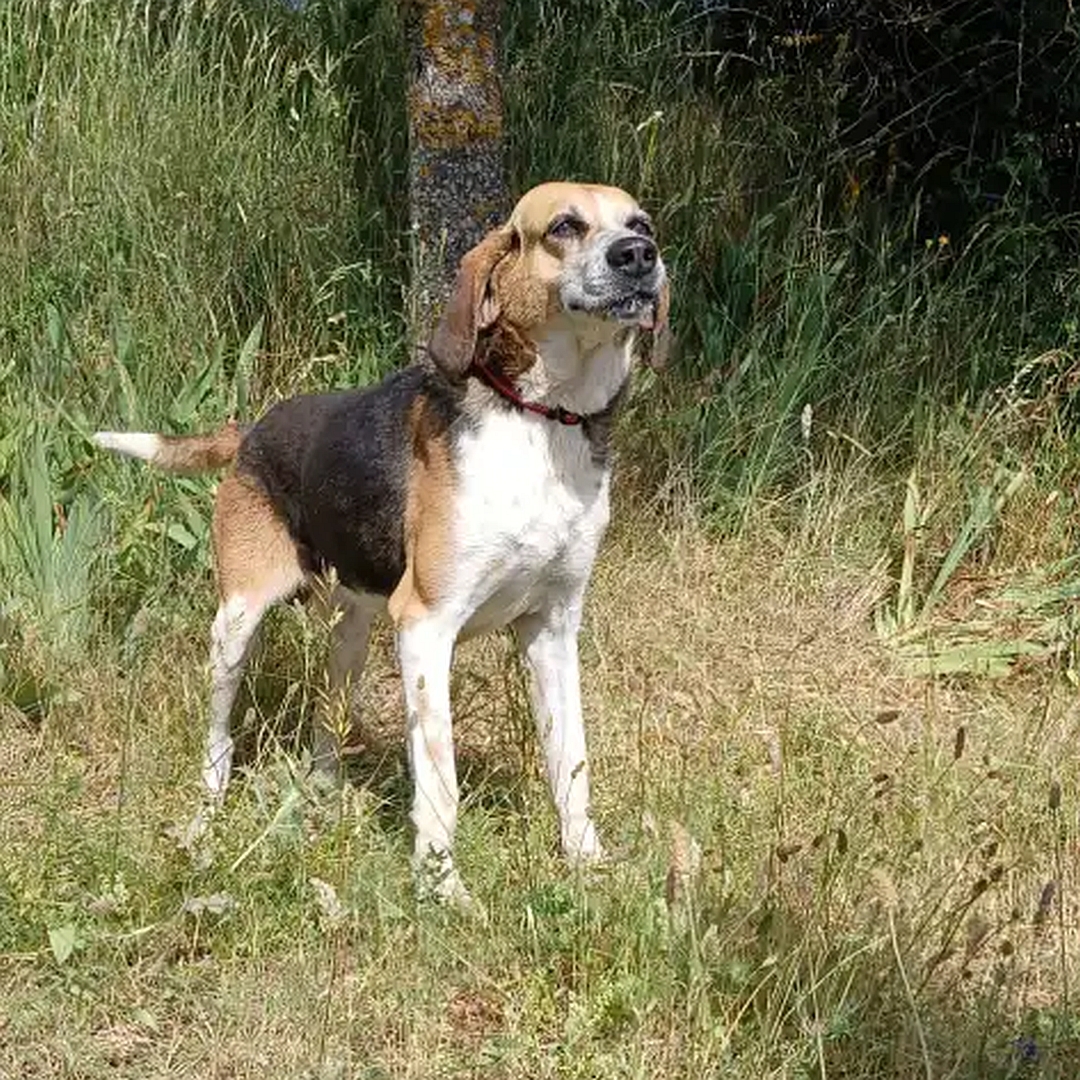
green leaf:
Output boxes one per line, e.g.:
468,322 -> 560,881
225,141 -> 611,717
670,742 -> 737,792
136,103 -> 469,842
165,521 -> 198,550
923,468 -> 1025,622
231,317 -> 263,418
894,638 -> 1049,679
170,342 -> 224,427
45,302 -> 65,356
111,314 -> 140,426
48,922 -> 77,965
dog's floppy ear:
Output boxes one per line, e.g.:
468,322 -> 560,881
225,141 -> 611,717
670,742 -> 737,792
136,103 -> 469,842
429,226 -> 515,376
643,278 -> 672,370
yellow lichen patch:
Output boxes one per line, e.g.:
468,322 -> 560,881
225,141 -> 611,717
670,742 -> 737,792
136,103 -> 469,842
408,97 -> 503,149
407,0 -> 503,151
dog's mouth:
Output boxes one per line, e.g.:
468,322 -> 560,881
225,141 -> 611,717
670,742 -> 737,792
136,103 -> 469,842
607,292 -> 659,327
568,290 -> 660,328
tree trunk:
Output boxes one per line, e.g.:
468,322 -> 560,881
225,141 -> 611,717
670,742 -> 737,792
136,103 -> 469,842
404,0 -> 509,352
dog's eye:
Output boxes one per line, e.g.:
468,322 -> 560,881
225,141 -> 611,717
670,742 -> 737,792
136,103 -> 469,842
547,215 -> 586,240
627,216 -> 654,238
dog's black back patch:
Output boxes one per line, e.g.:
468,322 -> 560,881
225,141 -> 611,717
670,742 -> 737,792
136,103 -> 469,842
237,365 -> 462,596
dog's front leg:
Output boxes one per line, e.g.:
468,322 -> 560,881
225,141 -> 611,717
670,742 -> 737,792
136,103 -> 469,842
514,606 -> 604,864
396,615 -> 470,905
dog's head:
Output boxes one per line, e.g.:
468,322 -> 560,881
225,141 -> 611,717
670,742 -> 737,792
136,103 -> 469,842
430,181 -> 669,376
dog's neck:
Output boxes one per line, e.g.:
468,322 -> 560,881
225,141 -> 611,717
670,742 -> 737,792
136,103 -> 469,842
477,315 -> 635,419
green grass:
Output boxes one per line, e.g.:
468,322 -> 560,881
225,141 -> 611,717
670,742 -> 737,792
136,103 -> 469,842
2,1 -> 1080,1076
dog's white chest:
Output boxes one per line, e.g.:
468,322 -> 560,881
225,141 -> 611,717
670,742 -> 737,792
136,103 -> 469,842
451,412 -> 609,635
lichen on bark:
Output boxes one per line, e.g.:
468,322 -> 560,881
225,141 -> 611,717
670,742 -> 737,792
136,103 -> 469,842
405,0 -> 509,349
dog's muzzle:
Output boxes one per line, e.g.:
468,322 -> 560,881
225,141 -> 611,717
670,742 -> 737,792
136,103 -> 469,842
561,233 -> 666,329
605,235 -> 663,327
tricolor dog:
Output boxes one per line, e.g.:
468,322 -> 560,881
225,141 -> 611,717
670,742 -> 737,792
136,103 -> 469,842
94,181 -> 669,903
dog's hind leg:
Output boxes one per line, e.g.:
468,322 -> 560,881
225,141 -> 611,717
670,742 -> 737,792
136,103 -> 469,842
206,595 -> 262,796
206,473 -> 308,799
311,583 -> 382,779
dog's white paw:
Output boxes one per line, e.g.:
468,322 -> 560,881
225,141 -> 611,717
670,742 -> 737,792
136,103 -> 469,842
563,819 -> 606,866
413,851 -> 484,918
201,736 -> 235,800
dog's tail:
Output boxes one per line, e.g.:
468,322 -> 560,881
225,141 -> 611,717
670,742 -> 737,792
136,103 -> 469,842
92,421 -> 245,474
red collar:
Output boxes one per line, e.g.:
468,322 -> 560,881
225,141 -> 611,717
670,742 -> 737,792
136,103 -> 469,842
468,361 -> 583,426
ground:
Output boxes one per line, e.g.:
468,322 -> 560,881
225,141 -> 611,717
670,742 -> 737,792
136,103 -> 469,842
2,501 -> 1077,1079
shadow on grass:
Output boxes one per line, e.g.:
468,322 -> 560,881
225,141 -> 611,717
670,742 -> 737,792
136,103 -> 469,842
226,617 -> 535,843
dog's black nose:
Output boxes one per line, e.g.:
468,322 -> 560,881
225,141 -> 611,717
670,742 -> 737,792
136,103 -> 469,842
606,234 -> 657,278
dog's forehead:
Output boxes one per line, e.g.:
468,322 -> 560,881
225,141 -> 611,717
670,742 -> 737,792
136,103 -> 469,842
510,182 -> 641,235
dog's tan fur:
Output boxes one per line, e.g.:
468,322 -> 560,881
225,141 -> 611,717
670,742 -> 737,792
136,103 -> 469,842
390,398 -> 458,625
152,423 -> 245,473
211,472 -> 306,605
